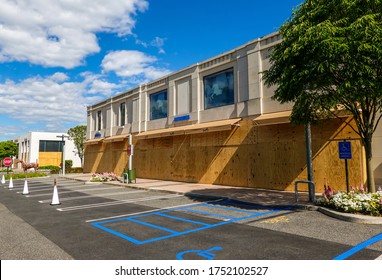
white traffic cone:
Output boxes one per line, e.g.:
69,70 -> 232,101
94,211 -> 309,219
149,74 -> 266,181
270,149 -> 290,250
50,180 -> 61,205
1,174 -> 5,184
22,178 -> 29,195
8,176 -> 14,189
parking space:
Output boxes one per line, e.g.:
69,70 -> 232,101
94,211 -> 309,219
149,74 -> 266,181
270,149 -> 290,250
0,176 -> 381,260
91,202 -> 285,245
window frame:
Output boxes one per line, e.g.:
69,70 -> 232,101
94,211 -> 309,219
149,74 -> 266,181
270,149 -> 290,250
97,110 -> 102,131
120,102 -> 126,126
203,68 -> 235,110
149,89 -> 168,121
39,140 -> 63,152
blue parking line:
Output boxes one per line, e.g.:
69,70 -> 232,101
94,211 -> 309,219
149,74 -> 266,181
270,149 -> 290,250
91,202 -> 283,245
202,204 -> 263,214
180,208 -> 237,220
92,222 -> 144,244
156,212 -> 211,226
127,217 -> 178,234
333,232 -> 382,260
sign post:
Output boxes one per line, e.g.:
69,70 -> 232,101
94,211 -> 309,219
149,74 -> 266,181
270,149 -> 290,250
338,141 -> 352,192
3,157 -> 13,175
57,134 -> 70,176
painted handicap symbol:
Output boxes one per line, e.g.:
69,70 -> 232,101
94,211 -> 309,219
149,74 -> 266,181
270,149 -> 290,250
176,246 -> 222,260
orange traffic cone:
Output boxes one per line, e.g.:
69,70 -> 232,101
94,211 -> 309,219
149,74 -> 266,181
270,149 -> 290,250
22,178 -> 29,195
50,179 -> 61,205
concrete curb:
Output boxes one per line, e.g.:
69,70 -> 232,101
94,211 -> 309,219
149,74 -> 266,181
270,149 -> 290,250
318,207 -> 382,224
61,175 -> 382,224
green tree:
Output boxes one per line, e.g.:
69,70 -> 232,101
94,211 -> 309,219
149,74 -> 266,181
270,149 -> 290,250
263,0 -> 382,192
0,141 -> 18,160
67,125 -> 87,167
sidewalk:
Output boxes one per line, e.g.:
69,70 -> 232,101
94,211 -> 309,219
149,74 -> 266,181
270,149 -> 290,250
62,173 -> 314,209
62,173 -> 382,224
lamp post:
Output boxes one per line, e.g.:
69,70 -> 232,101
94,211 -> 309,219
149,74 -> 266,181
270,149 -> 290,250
305,123 -> 315,202
57,134 -> 70,176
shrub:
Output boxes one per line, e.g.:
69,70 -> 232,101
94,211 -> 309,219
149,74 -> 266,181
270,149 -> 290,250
0,169 -> 13,172
316,185 -> 382,216
4,172 -> 47,180
50,167 -> 83,174
39,165 -> 60,170
90,172 -> 120,182
65,167 -> 83,174
65,160 -> 73,169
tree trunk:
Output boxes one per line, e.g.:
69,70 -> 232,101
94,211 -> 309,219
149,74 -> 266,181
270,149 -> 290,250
363,136 -> 376,193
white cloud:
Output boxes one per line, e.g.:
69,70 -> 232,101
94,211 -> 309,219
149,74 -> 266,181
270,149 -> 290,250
0,125 -> 26,141
101,50 -> 171,81
0,72 -> 119,130
0,0 -> 148,68
150,37 -> 166,54
89,80 -> 120,96
135,36 -> 167,54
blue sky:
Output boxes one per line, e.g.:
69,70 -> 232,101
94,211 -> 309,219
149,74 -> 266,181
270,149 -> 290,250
0,0 -> 303,141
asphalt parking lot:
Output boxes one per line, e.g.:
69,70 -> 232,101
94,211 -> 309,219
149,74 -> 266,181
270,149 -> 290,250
0,176 -> 381,260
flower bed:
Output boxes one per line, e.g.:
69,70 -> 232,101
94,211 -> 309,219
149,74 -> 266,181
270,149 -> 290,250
90,172 -> 120,182
316,186 -> 382,217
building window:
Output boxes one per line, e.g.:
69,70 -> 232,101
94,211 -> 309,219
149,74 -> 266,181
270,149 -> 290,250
97,110 -> 102,131
39,141 -> 63,152
204,68 -> 234,110
150,90 -> 168,120
120,102 -> 126,126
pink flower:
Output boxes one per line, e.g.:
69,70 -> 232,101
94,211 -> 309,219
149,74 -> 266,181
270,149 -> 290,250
327,186 -> 333,196
323,185 -> 334,197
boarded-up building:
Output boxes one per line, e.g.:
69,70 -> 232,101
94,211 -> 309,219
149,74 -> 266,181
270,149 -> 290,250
84,32 -> 382,193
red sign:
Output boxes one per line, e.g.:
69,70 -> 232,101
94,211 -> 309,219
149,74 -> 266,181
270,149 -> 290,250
3,157 -> 13,167
127,145 -> 134,156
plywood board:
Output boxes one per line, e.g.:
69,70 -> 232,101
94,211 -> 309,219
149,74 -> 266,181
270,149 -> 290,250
84,117 -> 365,193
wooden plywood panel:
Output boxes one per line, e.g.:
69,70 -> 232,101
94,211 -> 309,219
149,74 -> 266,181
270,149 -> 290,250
110,141 -> 128,175
84,116 -> 365,193
39,152 -> 62,166
84,143 -> 106,173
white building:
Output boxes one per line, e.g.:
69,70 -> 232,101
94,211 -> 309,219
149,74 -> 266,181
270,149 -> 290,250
13,132 -> 81,168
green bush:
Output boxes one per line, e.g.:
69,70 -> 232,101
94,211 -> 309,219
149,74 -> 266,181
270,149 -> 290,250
4,172 -> 47,180
65,160 -> 73,169
65,167 -> 83,174
39,165 -> 60,170
50,167 -> 83,174
0,169 -> 13,172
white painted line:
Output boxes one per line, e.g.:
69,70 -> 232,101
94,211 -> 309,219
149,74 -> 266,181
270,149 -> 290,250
25,186 -> 123,197
38,190 -> 147,203
57,194 -> 183,212
13,181 -> 85,190
85,200 -> 220,223
16,183 -> 86,193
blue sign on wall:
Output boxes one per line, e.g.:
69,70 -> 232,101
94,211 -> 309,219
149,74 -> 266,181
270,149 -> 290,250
338,141 -> 352,159
174,114 -> 190,122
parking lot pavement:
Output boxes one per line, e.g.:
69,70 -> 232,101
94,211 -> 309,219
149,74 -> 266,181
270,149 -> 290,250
0,176 -> 381,260
0,203 -> 73,260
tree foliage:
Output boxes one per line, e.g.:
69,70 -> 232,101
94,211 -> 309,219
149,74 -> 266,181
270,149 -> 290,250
67,125 -> 87,167
0,141 -> 18,160
263,0 -> 382,192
